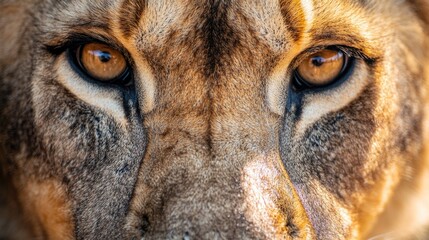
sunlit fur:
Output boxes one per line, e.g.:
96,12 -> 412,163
1,0 -> 429,239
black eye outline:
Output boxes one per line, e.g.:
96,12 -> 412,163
292,46 -> 355,92
68,42 -> 134,87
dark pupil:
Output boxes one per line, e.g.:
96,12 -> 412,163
96,51 -> 112,63
311,56 -> 325,67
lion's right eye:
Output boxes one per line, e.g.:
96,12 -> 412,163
70,42 -> 132,85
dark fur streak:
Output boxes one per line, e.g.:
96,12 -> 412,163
203,0 -> 236,154
203,0 -> 233,78
279,0 -> 304,42
120,0 -> 146,38
73,20 -> 110,32
280,12 -> 301,41
116,163 -> 130,175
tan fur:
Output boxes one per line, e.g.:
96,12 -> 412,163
1,0 -> 429,239
16,178 -> 74,240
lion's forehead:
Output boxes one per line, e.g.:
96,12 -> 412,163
42,0 -> 387,53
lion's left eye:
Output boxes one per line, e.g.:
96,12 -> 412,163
293,47 -> 352,90
70,42 -> 132,85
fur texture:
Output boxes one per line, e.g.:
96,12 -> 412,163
1,0 -> 429,239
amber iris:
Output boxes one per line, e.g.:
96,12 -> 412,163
79,43 -> 127,82
296,49 -> 346,86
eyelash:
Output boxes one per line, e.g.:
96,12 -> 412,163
293,46 -> 369,66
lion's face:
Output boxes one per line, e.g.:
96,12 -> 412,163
1,0 -> 429,239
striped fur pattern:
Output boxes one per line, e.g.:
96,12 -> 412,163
1,0 -> 429,239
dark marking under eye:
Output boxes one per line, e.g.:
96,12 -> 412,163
122,90 -> 139,121
286,87 -> 304,121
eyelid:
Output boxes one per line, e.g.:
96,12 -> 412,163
290,45 -> 375,71
44,33 -> 136,77
43,33 -> 129,60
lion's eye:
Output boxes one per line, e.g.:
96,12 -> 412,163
293,48 -> 351,90
73,43 -> 131,85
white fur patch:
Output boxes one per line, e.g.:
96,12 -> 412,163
55,55 -> 128,126
295,62 -> 370,137
267,68 -> 289,116
241,152 -> 288,235
300,0 -> 314,28
134,60 -> 157,113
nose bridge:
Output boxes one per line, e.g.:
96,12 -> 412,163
131,50 -> 314,239
127,2 -> 314,238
